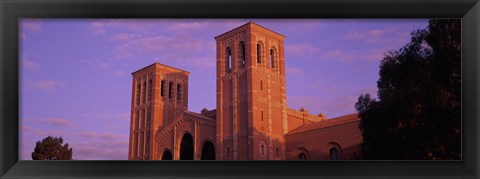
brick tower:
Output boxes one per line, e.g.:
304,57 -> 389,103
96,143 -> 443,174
215,22 -> 287,160
128,63 -> 189,160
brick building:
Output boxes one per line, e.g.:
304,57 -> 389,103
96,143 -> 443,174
128,22 -> 362,160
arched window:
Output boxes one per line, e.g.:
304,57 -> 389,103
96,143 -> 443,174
226,47 -> 232,71
260,80 -> 263,90
270,49 -> 275,68
142,81 -> 146,103
240,41 -> 246,65
160,80 -> 165,97
136,81 -> 141,105
227,147 -> 230,159
297,153 -> 307,160
168,82 -> 173,99
295,148 -> 310,160
326,142 -> 342,160
256,44 -> 262,64
259,141 -> 267,159
261,110 -> 264,121
329,148 -> 339,160
177,84 -> 182,101
148,79 -> 152,102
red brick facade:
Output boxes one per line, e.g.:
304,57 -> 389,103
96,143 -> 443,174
128,22 -> 362,160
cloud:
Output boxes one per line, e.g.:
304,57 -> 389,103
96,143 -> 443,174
22,60 -> 42,70
343,28 -> 385,40
113,70 -> 126,77
79,131 -> 98,138
89,21 -> 106,34
110,33 -> 138,41
77,59 -> 110,69
43,118 -> 74,127
20,32 -> 27,40
73,131 -> 129,160
114,34 -> 213,59
96,62 -> 110,69
88,112 -> 131,121
166,22 -> 209,32
154,54 -> 216,69
285,44 -> 321,58
285,66 -> 304,76
321,49 -> 388,63
21,20 -> 42,32
23,80 -> 66,91
341,25 -> 421,48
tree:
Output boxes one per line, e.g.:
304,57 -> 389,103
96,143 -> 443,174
355,19 -> 461,160
32,136 -> 73,160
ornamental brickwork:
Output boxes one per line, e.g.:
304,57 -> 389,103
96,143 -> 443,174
128,22 -> 362,160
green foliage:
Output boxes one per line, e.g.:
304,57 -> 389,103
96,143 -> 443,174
355,19 -> 461,160
31,136 -> 73,160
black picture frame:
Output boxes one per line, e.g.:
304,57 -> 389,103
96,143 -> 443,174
1,0 -> 479,178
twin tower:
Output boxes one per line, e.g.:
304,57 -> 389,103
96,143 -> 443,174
129,22 -> 290,160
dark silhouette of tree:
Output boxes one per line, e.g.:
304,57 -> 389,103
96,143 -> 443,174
355,19 -> 461,160
32,136 -> 73,160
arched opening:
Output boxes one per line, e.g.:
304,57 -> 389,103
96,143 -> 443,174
200,141 -> 215,160
161,150 -> 172,160
160,80 -> 165,97
226,47 -> 232,72
179,133 -> 194,160
329,148 -> 340,160
259,140 -> 267,160
297,153 -> 307,160
177,84 -> 182,102
270,48 -> 275,68
168,81 -> 173,99
256,43 -> 262,64
295,148 -> 310,160
325,142 -> 342,160
240,41 -> 246,65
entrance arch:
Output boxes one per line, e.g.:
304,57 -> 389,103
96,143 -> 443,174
200,141 -> 215,160
161,150 -> 172,160
179,133 -> 194,160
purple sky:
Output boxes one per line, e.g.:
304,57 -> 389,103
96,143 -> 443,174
19,19 -> 428,160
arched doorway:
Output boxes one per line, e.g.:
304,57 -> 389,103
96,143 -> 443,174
329,148 -> 339,160
200,141 -> 215,160
161,150 -> 172,160
179,133 -> 194,160
297,153 -> 308,160
295,148 -> 310,160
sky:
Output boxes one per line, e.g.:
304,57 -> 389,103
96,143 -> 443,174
19,19 -> 428,160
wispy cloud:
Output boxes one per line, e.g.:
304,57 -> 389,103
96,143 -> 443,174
110,33 -> 138,41
23,80 -> 66,91
22,60 -> 42,70
114,34 -> 213,59
342,28 -> 385,40
285,66 -> 304,76
166,22 -> 209,32
21,20 -> 42,32
83,112 -> 131,121
43,118 -> 74,127
77,59 -> 110,69
74,131 -> 129,160
112,70 -> 126,77
154,54 -> 215,69
321,49 -> 388,63
285,44 -> 321,59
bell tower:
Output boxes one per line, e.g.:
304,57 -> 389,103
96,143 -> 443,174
129,63 -> 189,160
215,22 -> 287,160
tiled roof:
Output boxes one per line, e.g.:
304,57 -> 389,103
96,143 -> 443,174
286,113 -> 360,136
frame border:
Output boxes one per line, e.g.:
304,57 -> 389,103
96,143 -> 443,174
1,0 -> 479,178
